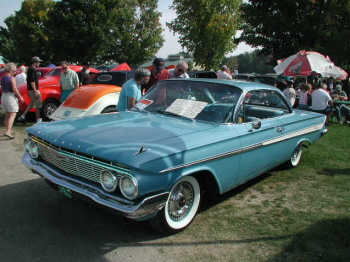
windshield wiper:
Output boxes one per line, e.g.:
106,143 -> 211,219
156,110 -> 194,121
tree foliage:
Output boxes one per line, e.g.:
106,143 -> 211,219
233,51 -> 274,74
239,0 -> 350,68
0,0 -> 163,66
0,0 -> 55,64
168,0 -> 241,70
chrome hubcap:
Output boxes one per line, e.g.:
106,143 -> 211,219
168,182 -> 194,221
44,103 -> 58,117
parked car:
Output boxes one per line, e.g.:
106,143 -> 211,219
188,70 -> 217,79
234,73 -> 254,81
10,66 -> 99,120
251,74 -> 277,86
49,71 -> 134,121
22,78 -> 327,234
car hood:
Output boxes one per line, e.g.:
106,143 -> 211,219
27,111 -> 219,171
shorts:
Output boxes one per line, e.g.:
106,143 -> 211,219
28,90 -> 42,109
1,93 -> 19,113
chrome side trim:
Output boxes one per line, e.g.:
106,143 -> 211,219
160,123 -> 324,173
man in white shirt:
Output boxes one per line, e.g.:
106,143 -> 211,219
15,66 -> 26,87
169,61 -> 189,79
311,84 -> 333,124
282,79 -> 296,107
216,65 -> 232,79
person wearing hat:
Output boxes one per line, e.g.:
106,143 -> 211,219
78,61 -> 92,87
141,58 -> 170,93
282,78 -> 296,107
116,68 -> 151,111
330,84 -> 348,101
216,65 -> 232,80
15,66 -> 26,87
17,56 -> 43,123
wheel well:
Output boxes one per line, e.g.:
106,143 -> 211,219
191,171 -> 220,198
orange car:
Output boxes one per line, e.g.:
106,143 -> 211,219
50,71 -> 135,121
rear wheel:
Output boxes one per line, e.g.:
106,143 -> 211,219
149,176 -> 201,235
286,142 -> 303,168
41,98 -> 60,121
101,106 -> 117,114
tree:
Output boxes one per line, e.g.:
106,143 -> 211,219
168,0 -> 241,70
234,51 -> 274,74
239,0 -> 350,68
100,0 -> 164,66
0,0 -> 55,64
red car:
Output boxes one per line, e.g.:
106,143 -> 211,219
13,66 -> 99,120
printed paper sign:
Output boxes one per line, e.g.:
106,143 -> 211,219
165,99 -> 207,118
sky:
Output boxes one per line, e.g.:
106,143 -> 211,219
0,0 -> 255,59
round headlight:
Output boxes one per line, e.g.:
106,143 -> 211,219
120,176 -> 138,200
29,140 -> 39,159
100,170 -> 118,192
23,138 -> 31,153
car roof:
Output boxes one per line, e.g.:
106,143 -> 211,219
160,78 -> 281,92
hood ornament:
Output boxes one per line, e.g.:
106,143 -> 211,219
134,144 -> 150,155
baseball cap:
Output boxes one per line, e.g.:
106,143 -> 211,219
31,56 -> 43,62
153,58 -> 165,70
335,85 -> 342,91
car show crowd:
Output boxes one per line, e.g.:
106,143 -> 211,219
0,54 -> 349,140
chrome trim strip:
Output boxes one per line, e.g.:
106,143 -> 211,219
22,153 -> 168,219
160,123 -> 324,173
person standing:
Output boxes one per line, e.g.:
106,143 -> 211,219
78,61 -> 92,87
282,78 -> 296,107
15,66 -> 27,87
141,58 -> 170,93
17,56 -> 43,123
169,61 -> 189,79
216,65 -> 232,80
1,63 -> 24,138
297,84 -> 311,110
116,68 -> 151,111
60,61 -> 79,102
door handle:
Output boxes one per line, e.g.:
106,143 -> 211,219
276,126 -> 284,133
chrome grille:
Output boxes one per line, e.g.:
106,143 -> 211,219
34,138 -> 129,183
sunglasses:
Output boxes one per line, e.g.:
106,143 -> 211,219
62,67 -> 68,70
177,68 -> 185,73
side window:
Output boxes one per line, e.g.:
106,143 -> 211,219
236,90 -> 289,123
51,69 -> 62,76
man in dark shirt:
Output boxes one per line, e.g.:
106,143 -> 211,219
78,61 -> 92,86
141,58 -> 170,94
17,56 -> 43,123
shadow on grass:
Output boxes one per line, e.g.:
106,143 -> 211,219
268,218 -> 350,262
318,168 -> 350,176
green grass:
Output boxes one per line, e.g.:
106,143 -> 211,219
2,113 -> 350,261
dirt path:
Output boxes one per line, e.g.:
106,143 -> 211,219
0,132 -> 187,262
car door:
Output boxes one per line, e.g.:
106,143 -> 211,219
233,90 -> 292,184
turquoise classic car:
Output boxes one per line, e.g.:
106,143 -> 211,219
22,78 -> 327,234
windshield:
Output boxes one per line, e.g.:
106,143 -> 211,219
133,80 -> 243,123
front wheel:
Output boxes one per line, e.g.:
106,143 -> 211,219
149,176 -> 201,235
41,98 -> 60,121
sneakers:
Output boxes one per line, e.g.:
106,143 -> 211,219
17,116 -> 26,124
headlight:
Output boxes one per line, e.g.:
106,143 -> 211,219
120,176 -> 138,200
29,140 -> 39,159
100,170 -> 118,192
23,138 -> 31,153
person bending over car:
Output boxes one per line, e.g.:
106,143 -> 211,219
116,68 -> 151,111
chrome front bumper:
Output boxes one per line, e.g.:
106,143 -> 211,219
22,153 -> 169,220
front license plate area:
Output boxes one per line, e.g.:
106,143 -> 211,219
59,186 -> 73,199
